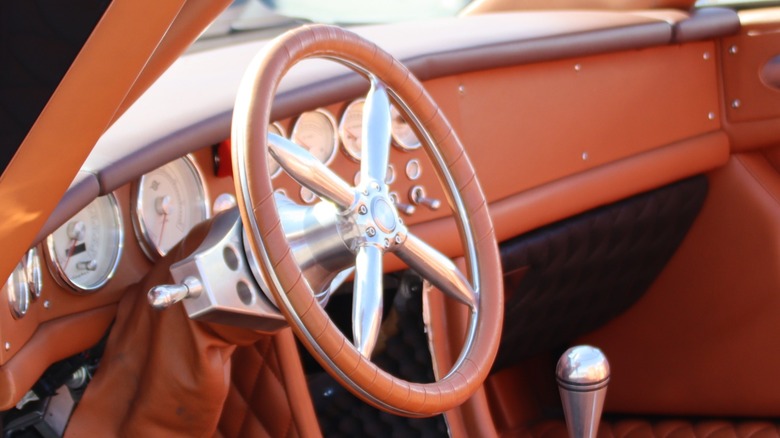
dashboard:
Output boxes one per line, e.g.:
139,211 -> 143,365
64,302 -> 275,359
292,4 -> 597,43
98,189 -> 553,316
0,9 -> 743,411
0,98 -> 451,371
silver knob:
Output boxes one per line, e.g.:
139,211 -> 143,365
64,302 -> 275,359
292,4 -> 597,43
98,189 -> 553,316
148,276 -> 203,310
556,345 -> 610,438
390,192 -> 416,216
409,186 -> 440,210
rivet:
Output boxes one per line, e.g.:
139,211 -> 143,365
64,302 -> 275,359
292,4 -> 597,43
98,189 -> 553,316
731,99 -> 741,109
384,238 -> 390,248
4,342 -> 9,351
366,227 -> 376,237
703,52 -> 711,60
581,152 -> 589,161
370,182 -> 380,191
397,218 -> 403,224
358,205 -> 368,215
458,85 -> 465,95
394,235 -> 402,244
728,45 -> 738,55
43,300 -> 51,309
574,64 -> 582,72
708,112 -> 716,120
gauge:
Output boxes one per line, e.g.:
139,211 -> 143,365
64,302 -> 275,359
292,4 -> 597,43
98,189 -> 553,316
46,194 -> 123,293
133,156 -> 209,260
300,187 -> 317,204
339,99 -> 365,161
291,109 -> 338,165
268,122 -> 285,178
390,105 -> 422,151
406,159 -> 422,180
24,248 -> 43,299
212,193 -> 237,214
7,254 -> 32,319
386,164 -> 396,184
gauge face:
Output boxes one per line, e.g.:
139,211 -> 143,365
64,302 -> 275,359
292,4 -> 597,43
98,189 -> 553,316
291,109 -> 338,165
390,105 -> 422,151
133,156 -> 209,260
268,122 -> 285,178
46,194 -> 123,293
339,99 -> 365,161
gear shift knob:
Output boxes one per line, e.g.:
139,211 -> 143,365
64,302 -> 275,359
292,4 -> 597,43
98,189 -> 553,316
556,345 -> 610,438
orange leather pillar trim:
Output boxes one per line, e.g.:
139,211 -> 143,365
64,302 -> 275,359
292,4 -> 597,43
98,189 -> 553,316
0,0 -> 186,285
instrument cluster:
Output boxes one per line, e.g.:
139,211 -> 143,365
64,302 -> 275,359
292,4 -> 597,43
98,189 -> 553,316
261,101 -> 435,213
4,99 -> 444,321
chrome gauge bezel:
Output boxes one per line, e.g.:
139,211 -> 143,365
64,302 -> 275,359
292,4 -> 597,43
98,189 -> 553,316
132,155 -> 210,261
7,257 -> 29,319
268,122 -> 286,179
390,104 -> 422,151
44,193 -> 124,294
338,98 -> 365,162
290,108 -> 339,166
24,248 -> 43,300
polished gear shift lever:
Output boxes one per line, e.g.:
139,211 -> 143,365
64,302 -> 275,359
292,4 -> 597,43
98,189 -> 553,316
556,345 -> 610,438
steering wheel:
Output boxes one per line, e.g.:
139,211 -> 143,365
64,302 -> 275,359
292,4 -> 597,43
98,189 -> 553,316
231,24 -> 502,417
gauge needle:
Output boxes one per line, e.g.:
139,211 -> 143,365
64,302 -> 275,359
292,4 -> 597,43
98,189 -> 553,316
63,221 -> 86,270
345,127 -> 359,142
63,238 -> 78,270
156,195 -> 171,248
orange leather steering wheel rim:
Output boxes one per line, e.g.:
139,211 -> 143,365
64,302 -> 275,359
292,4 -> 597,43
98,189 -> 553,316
232,24 -> 503,417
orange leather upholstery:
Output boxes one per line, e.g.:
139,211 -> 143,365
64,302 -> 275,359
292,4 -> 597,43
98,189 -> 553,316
504,419 -> 780,438
65,219 -> 319,436
216,331 -> 321,438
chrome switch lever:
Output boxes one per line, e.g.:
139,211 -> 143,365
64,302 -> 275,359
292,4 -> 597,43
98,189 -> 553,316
148,276 -> 203,310
390,192 -> 416,216
556,345 -> 610,438
409,185 -> 441,210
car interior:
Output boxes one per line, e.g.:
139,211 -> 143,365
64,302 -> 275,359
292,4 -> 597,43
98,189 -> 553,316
2,0 -> 780,436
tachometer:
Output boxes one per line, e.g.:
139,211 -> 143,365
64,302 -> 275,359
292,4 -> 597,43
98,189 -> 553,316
291,109 -> 338,165
390,104 -> 422,151
338,99 -> 364,161
132,156 -> 209,260
46,194 -> 123,293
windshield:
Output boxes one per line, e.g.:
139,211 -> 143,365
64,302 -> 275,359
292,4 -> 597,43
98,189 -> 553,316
197,0 -> 470,41
262,0 -> 470,23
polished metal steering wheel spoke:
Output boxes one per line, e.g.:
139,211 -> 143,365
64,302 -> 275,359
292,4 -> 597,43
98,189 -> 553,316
268,133 -> 354,208
352,244 -> 384,358
395,233 -> 478,310
360,77 -> 392,188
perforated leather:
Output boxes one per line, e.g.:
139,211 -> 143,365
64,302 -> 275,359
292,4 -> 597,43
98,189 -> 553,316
506,419 -> 780,438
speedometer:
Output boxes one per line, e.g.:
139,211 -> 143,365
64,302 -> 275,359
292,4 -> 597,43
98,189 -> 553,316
132,156 -> 209,260
338,99 -> 364,161
45,194 -> 123,293
291,109 -> 338,165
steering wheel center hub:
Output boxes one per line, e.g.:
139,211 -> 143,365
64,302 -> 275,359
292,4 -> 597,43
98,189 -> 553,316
371,197 -> 396,233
